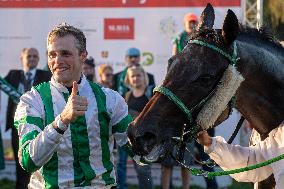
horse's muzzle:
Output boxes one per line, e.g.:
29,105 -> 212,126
127,122 -> 158,156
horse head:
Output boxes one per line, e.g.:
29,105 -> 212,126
127,3 -> 284,162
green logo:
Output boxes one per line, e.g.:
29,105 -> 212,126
142,52 -> 154,66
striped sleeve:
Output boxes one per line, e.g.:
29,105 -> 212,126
15,88 -> 62,173
112,114 -> 132,134
104,88 -> 132,147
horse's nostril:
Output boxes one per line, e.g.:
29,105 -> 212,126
142,132 -> 156,141
136,132 -> 157,155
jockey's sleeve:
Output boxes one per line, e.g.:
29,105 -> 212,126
105,88 -> 135,158
15,89 -> 62,173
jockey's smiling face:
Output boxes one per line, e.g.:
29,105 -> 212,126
47,35 -> 87,87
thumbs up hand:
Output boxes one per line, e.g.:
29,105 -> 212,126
60,81 -> 88,125
71,81 -> 79,96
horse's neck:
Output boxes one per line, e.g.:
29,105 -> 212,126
235,39 -> 284,136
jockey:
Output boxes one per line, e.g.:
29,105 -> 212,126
14,23 -> 134,188
198,123 -> 284,189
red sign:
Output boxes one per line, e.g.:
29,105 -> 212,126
104,18 -> 134,40
0,0 -> 241,8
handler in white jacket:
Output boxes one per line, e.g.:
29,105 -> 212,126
15,23 -> 134,188
198,123 -> 284,189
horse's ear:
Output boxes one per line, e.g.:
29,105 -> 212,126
222,9 -> 240,45
197,3 -> 215,30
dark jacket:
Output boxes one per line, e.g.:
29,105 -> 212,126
5,69 -> 51,131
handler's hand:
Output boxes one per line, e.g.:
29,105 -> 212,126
197,131 -> 212,147
60,81 -> 88,125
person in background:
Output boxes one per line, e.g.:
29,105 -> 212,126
113,47 -> 155,97
82,56 -> 96,82
117,65 -> 153,189
161,136 -> 194,189
4,47 -> 51,189
172,13 -> 198,55
114,48 -> 155,189
97,64 -> 114,89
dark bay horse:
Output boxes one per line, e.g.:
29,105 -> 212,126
127,4 -> 284,189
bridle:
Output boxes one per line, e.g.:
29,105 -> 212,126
153,39 -> 239,164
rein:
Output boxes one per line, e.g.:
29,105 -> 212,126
176,148 -> 284,179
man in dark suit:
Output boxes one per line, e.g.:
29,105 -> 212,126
5,47 -> 51,189
113,47 -> 155,97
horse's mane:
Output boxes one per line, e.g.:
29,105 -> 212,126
238,25 -> 283,49
166,25 -> 284,81
189,25 -> 283,50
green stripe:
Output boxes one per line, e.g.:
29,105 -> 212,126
111,113 -> 133,159
19,130 -> 40,148
69,114 -> 85,186
62,92 -> 84,186
20,130 -> 41,172
89,82 -> 115,185
112,115 -> 132,134
35,82 -> 59,189
72,116 -> 96,186
64,91 -> 96,187
21,142 -> 41,173
14,116 -> 44,130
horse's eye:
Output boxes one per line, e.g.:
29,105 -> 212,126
198,75 -> 214,81
197,75 -> 215,85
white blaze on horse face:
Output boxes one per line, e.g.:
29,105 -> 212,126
196,65 -> 244,130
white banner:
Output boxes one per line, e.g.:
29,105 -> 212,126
0,1 -> 241,139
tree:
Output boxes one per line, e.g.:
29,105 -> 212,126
263,0 -> 284,40
264,0 -> 284,28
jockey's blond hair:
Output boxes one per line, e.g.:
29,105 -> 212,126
47,23 -> 86,54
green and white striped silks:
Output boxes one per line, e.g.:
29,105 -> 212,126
15,76 -> 132,189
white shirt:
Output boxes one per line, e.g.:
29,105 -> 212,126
205,123 -> 284,189
24,68 -> 36,81
18,68 -> 37,93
